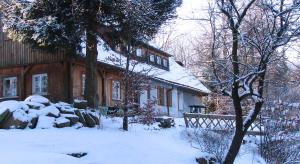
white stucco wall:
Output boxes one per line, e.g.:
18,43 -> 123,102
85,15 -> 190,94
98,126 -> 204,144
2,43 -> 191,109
139,81 -> 204,117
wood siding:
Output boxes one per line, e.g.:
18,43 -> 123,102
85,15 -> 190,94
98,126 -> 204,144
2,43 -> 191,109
0,25 -> 67,68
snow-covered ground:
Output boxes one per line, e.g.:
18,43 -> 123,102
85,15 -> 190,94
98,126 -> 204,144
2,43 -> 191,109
0,117 -> 265,164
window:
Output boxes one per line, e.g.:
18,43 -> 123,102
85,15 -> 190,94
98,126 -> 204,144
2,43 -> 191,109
157,86 -> 165,106
112,80 -> 121,100
149,54 -> 155,62
3,77 -> 17,97
82,74 -> 86,95
163,59 -> 168,67
136,48 -> 142,57
157,56 -> 162,65
32,73 -> 48,95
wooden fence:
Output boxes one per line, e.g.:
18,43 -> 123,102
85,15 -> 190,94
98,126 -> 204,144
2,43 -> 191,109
183,113 -> 265,136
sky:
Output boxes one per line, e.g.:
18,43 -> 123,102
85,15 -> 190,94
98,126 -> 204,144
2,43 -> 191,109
159,0 -> 299,64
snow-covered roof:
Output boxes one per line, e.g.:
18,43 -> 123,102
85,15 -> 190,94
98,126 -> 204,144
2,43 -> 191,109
86,40 -> 210,94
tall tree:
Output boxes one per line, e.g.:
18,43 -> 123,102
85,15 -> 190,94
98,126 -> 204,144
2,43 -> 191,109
0,0 -> 181,108
206,0 -> 300,163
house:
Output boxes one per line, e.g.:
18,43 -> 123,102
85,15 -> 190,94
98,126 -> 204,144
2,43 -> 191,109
0,23 -> 210,117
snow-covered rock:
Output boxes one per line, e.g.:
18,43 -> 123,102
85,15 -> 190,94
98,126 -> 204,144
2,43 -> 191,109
55,117 -> 70,128
25,95 -> 50,105
29,105 -> 60,118
0,100 -> 29,113
22,101 -> 45,109
0,109 -> 30,129
36,116 -> 55,129
61,114 -> 79,125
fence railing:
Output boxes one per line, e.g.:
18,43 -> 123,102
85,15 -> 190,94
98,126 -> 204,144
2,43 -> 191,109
183,113 -> 265,136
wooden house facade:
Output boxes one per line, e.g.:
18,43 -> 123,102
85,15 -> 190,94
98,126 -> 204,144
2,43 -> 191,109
0,23 -> 210,117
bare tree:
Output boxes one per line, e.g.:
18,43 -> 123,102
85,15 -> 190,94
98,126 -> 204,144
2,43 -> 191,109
203,0 -> 300,163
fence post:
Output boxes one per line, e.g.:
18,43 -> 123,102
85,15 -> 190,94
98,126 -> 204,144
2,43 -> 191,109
183,113 -> 189,128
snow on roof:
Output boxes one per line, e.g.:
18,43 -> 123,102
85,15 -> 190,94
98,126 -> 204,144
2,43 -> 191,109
84,40 -> 210,94
97,41 -> 210,94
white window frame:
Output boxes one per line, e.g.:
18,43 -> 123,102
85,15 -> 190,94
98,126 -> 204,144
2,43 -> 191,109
112,80 -> 121,100
136,48 -> 142,57
163,59 -> 168,67
3,76 -> 17,97
149,54 -> 155,62
82,74 -> 86,95
32,73 -> 48,95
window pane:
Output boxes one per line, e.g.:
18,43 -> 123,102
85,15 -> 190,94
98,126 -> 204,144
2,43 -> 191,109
150,54 -> 155,62
157,56 -> 161,65
32,74 -> 47,94
163,59 -> 168,67
41,75 -> 48,93
136,48 -> 142,57
3,77 -> 17,97
112,80 -> 120,100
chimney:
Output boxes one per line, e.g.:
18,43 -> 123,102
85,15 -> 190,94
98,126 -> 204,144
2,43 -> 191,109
176,61 -> 184,67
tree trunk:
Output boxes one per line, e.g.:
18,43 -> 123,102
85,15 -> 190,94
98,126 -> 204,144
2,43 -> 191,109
84,1 -> 99,108
123,44 -> 131,131
223,29 -> 244,163
223,129 -> 245,164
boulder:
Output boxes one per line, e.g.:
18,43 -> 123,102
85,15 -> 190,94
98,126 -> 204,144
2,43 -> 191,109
59,107 -> 75,114
30,105 -> 60,118
61,114 -> 79,125
24,95 -> 50,106
28,116 -> 38,129
55,117 -> 71,128
196,153 -> 217,164
156,116 -> 175,128
36,116 -> 55,129
82,112 -> 96,127
0,109 -> 30,129
73,99 -> 87,109
88,113 -> 99,125
72,122 -> 84,129
0,108 -> 10,124
74,110 -> 87,127
22,101 -> 45,110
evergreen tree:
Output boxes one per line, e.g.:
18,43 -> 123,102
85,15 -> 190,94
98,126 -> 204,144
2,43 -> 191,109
0,0 -> 181,108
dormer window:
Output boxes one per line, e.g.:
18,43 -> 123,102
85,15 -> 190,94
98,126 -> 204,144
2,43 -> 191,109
149,54 -> 155,62
163,59 -> 168,67
136,48 -> 142,57
157,56 -> 161,65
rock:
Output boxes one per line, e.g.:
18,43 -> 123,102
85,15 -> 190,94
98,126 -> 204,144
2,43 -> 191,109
88,113 -> 99,125
28,116 -> 38,129
72,122 -> 84,129
55,117 -> 71,128
73,99 -> 87,109
24,95 -> 50,106
59,107 -> 75,114
36,116 -> 55,129
0,100 -> 29,113
82,112 -> 96,127
61,114 -> 79,125
196,154 -> 217,164
22,101 -> 45,110
156,117 -> 175,128
0,108 -> 10,124
74,110 -> 87,127
0,109 -> 30,129
30,105 -> 60,118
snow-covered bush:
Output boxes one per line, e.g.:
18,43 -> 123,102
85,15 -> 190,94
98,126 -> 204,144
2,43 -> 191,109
136,99 -> 157,125
260,106 -> 300,163
185,129 -> 232,163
